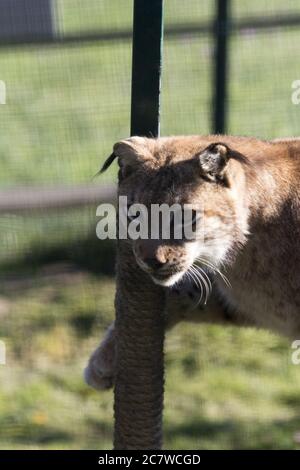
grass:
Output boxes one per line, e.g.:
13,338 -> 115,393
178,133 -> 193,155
1,0 -> 300,450
0,253 -> 299,449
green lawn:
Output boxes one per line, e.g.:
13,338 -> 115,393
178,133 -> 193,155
0,258 -> 299,449
1,0 -> 300,450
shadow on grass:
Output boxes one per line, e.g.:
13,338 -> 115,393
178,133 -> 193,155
0,233 -> 116,278
0,233 -> 117,349
165,416 -> 300,449
0,420 -> 74,446
86,418 -> 113,438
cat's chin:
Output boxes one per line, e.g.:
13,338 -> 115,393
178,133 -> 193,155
151,271 -> 185,287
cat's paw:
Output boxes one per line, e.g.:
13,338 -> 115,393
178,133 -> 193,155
84,324 -> 115,391
84,356 -> 114,391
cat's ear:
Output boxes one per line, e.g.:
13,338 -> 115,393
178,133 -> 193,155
100,136 -> 151,179
197,142 -> 248,183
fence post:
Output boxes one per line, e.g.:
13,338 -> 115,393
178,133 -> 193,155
114,0 -> 165,450
212,0 -> 230,134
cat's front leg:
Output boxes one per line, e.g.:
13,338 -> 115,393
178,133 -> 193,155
84,289 -> 200,391
84,286 -> 235,391
84,322 -> 115,390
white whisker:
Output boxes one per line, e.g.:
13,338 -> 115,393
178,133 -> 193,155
191,264 -> 210,305
193,264 -> 212,294
195,256 -> 231,288
188,268 -> 204,307
192,264 -> 211,304
187,266 -> 204,305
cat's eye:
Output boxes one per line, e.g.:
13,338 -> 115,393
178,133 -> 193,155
171,208 -> 201,229
191,210 -> 200,225
183,209 -> 200,227
127,205 -> 141,221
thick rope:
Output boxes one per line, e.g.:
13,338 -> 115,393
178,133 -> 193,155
113,239 -> 166,449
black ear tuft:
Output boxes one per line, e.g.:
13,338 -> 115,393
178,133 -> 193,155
98,137 -> 148,177
99,152 -> 117,174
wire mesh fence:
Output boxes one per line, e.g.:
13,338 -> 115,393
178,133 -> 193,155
0,0 -> 300,450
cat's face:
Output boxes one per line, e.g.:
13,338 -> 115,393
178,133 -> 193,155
104,136 -> 249,287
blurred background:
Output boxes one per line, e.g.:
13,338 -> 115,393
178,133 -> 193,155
0,0 -> 300,449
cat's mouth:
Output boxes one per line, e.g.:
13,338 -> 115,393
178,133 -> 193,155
134,255 -> 187,287
150,270 -> 186,287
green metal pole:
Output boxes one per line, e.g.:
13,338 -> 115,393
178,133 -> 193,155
130,0 -> 164,137
213,0 -> 230,134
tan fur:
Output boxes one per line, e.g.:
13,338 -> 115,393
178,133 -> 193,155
85,135 -> 300,390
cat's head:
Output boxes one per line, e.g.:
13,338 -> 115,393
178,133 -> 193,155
102,136 -> 250,287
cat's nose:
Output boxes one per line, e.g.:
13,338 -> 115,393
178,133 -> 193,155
137,243 -> 167,270
144,256 -> 166,270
